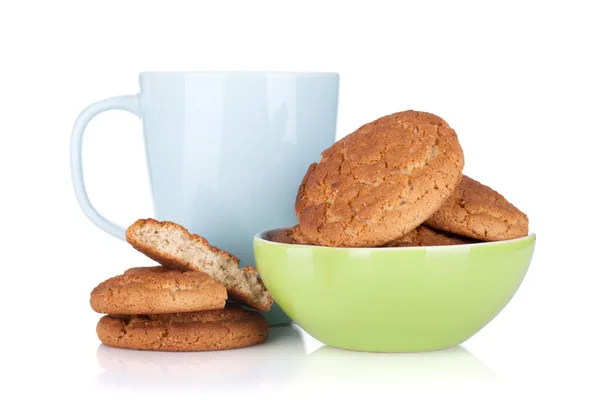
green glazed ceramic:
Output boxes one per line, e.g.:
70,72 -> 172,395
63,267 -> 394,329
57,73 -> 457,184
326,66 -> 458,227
254,229 -> 536,352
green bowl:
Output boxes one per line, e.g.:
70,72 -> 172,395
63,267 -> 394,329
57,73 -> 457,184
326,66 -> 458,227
254,229 -> 536,352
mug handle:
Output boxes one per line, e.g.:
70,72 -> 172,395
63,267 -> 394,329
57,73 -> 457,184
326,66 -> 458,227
70,95 -> 140,241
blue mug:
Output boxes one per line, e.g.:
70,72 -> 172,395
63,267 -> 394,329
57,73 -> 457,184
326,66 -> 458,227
71,71 -> 339,324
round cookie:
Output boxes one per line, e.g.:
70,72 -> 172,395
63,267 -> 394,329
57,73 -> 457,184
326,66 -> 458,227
96,306 -> 268,351
270,229 -> 296,244
384,225 -> 474,247
425,175 -> 529,241
270,225 -> 311,245
90,266 -> 227,315
295,110 -> 464,247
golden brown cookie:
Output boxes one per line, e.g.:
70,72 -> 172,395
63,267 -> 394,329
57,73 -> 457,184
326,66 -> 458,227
295,110 -> 464,247
270,229 -> 296,244
96,306 -> 268,351
384,225 -> 474,247
90,266 -> 227,315
269,225 -> 311,245
425,175 -> 528,241
126,219 -> 273,311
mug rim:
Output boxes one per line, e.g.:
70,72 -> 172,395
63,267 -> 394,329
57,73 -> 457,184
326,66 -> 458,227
139,71 -> 339,77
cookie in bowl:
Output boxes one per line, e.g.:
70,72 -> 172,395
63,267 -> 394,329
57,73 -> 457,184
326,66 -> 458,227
295,110 -> 464,248
270,225 -> 312,245
383,225 -> 475,247
425,175 -> 528,241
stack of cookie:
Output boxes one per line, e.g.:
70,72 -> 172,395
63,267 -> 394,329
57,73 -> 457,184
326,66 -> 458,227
91,219 -> 273,352
273,110 -> 528,247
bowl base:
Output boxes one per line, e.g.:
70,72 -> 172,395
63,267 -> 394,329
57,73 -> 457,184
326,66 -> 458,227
327,343 -> 461,353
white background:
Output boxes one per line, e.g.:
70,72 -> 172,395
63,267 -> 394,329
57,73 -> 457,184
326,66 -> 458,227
1,0 -> 599,398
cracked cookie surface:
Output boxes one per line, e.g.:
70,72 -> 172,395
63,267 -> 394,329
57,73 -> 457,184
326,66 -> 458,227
126,219 -> 273,311
295,110 -> 464,247
96,305 -> 268,351
90,266 -> 227,315
425,175 -> 528,241
384,225 -> 475,247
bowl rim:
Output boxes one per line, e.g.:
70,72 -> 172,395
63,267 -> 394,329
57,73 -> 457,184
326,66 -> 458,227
254,227 -> 536,250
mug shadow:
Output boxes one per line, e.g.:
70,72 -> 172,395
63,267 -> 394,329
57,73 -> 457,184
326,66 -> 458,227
95,325 -> 306,393
292,345 -> 496,386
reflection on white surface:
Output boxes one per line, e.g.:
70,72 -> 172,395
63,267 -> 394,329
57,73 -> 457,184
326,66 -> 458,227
96,325 -> 306,392
297,345 -> 496,386
96,325 -> 495,393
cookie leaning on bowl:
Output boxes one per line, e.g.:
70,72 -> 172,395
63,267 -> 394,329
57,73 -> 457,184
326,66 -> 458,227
425,175 -> 528,241
295,110 -> 465,247
126,218 -> 273,311
97,305 -> 268,352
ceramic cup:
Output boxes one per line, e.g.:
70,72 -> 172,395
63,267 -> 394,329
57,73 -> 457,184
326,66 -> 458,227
255,229 -> 536,351
70,71 -> 339,325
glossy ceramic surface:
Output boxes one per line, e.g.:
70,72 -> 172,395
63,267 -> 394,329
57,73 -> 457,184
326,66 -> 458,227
70,72 -> 340,325
254,230 -> 536,352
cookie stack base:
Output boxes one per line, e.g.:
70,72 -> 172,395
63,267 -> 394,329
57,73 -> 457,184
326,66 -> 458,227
97,307 -> 268,352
